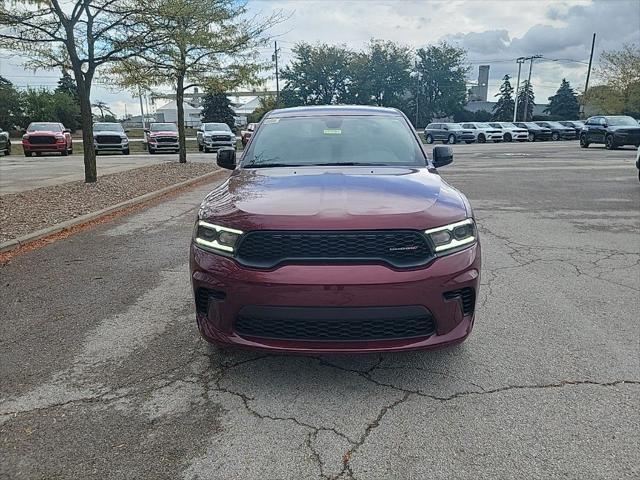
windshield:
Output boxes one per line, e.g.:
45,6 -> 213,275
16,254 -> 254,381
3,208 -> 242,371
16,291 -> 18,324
545,121 -> 566,128
607,116 -> 638,126
475,123 -> 492,129
489,123 -> 502,129
445,124 -> 462,130
205,123 -> 231,132
524,122 -> 540,128
150,123 -> 178,132
94,123 -> 124,132
244,115 -> 425,168
28,123 -> 62,132
501,122 -> 519,128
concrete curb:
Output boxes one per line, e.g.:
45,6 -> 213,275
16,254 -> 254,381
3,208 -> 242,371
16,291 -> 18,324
0,169 -> 224,254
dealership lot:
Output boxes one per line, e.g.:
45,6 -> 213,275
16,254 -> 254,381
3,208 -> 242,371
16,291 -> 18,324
0,142 -> 638,479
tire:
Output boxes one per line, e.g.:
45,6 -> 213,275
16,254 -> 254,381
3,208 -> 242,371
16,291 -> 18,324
148,146 -> 156,154
69,145 -> 73,154
25,151 -> 32,157
35,152 -> 42,156
122,148 -> 130,155
425,134 -> 434,144
61,148 -> 68,156
6,142 -> 10,155
477,134 -> 486,143
580,134 -> 590,148
198,143 -> 203,152
605,134 -> 617,150
204,147 -> 210,153
551,132 -> 560,141
527,133 -> 535,142
504,133 -> 512,142
447,134 -> 456,145
464,140 -> 473,144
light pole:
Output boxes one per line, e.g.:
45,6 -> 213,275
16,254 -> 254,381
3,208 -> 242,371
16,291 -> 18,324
513,57 -> 525,122
522,55 -> 542,122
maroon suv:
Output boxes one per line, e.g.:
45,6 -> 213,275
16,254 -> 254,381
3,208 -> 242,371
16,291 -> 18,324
190,106 -> 481,353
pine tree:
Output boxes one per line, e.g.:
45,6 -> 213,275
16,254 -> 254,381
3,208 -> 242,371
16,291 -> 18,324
544,78 -> 580,119
55,70 -> 79,101
516,80 -> 535,121
492,74 -> 514,121
201,91 -> 236,130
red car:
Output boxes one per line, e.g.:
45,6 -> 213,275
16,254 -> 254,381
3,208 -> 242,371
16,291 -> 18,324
240,123 -> 256,146
145,122 -> 180,154
190,106 -> 481,353
22,122 -> 73,157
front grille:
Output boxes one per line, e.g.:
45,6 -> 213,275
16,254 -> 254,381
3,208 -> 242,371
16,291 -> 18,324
211,135 -> 230,141
195,288 -> 226,313
96,135 -> 122,144
29,135 -> 56,144
234,306 -> 436,341
236,230 -> 433,269
443,287 -> 476,315
156,136 -> 177,143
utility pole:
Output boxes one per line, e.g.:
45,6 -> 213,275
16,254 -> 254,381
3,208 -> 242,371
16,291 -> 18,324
272,41 -> 280,106
522,54 -> 542,122
414,60 -> 421,127
138,86 -> 145,129
513,57 -> 525,122
582,33 -> 596,119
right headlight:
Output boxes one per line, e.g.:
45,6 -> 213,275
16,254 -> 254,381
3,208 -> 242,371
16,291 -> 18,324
425,218 -> 477,254
193,220 -> 243,255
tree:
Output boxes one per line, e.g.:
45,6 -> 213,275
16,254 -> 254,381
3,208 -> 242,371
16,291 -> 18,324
351,39 -> 412,109
112,0 -> 279,163
413,42 -> 469,126
20,88 -> 80,129
247,96 -> 278,123
92,101 -> 115,121
0,0 -> 150,182
454,109 -> 492,123
201,90 -> 236,129
55,71 -> 79,101
281,43 -> 354,106
516,80 -> 535,121
0,76 -> 22,131
544,79 -> 580,119
492,75 -> 514,121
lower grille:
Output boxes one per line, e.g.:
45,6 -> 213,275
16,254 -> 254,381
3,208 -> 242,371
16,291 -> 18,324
96,135 -> 122,144
195,288 -> 226,313
236,230 -> 433,269
156,136 -> 177,143
29,135 -> 56,144
211,135 -> 230,141
443,287 -> 476,315
234,305 -> 436,341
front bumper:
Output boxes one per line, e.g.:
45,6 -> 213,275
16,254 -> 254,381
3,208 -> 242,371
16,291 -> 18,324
95,141 -> 128,151
203,139 -> 235,150
149,141 -> 179,150
614,132 -> 640,146
487,134 -> 503,142
22,142 -> 67,152
457,134 -> 475,142
190,242 -> 481,353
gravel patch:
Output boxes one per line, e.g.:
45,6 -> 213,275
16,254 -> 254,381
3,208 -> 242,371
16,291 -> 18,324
0,162 -> 216,243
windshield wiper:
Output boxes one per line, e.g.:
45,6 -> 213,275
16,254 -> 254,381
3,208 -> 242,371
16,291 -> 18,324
245,163 -> 306,168
305,162 -> 380,166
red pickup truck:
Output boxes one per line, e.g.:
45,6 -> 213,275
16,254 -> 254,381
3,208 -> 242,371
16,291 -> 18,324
22,122 -> 73,157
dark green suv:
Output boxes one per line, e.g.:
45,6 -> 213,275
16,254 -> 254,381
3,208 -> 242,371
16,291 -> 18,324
0,129 -> 11,156
580,116 -> 640,150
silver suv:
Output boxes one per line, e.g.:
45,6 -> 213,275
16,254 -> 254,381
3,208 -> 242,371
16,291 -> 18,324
93,122 -> 130,155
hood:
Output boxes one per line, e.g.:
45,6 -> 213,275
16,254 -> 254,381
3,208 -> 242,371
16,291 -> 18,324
25,130 -> 62,136
94,130 -> 126,136
199,167 -> 468,231
149,130 -> 178,136
204,130 -> 233,135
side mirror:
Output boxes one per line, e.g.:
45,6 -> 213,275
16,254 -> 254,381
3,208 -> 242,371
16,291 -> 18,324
124,129 -> 130,133
432,145 -> 453,168
63,128 -> 71,133
442,126 -> 448,131
216,147 -> 236,170
144,129 -> 149,133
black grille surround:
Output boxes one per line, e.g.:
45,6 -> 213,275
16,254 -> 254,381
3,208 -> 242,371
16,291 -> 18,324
195,288 -> 226,313
156,136 -> 178,143
443,287 -> 476,315
96,135 -> 122,144
234,305 -> 436,342
235,230 -> 434,269
28,135 -> 56,144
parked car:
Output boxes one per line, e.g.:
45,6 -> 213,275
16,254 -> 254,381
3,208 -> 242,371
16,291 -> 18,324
514,122 -> 553,142
240,123 -> 256,146
534,121 -> 577,141
424,123 -> 475,144
0,129 -> 10,156
489,122 -> 529,142
559,120 -> 585,136
145,123 -> 179,154
191,105 -> 480,353
197,122 -> 236,152
636,146 -> 640,182
22,122 -> 73,157
459,122 -> 503,143
579,115 -> 640,150
93,122 -> 130,155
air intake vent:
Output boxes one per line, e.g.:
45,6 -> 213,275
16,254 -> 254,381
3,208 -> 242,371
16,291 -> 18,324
443,287 -> 476,315
195,288 -> 226,314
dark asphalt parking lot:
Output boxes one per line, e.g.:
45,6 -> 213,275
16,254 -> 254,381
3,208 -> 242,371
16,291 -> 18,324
1,141 -> 638,479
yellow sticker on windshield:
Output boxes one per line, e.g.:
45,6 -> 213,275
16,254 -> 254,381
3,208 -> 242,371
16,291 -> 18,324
323,129 -> 342,135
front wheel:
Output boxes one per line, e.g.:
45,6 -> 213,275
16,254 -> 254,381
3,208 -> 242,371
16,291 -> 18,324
551,132 -> 560,141
464,140 -> 474,144
580,134 -> 590,148
148,146 -> 156,154
447,134 -> 457,145
122,148 -> 130,155
504,133 -> 512,142
477,134 -> 486,143
527,133 -> 535,142
425,134 -> 434,144
24,151 -> 32,157
605,134 -> 617,150
61,148 -> 69,156
198,143 -> 203,152
6,142 -> 10,155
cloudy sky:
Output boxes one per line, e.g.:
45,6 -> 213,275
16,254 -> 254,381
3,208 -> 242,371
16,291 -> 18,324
1,0 -> 638,116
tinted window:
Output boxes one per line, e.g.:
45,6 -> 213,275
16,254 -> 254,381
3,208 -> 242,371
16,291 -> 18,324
28,123 -> 62,132
426,124 -> 435,129
94,123 -> 124,132
475,123 -> 492,128
445,124 -> 462,130
244,115 -> 425,167
489,123 -> 501,129
462,124 -> 474,129
205,123 -> 231,131
606,116 -> 637,126
150,123 -> 178,132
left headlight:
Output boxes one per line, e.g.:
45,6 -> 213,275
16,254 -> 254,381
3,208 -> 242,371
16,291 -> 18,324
193,220 -> 243,254
425,218 -> 477,254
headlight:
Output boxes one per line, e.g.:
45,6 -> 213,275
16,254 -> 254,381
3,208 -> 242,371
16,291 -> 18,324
194,220 -> 243,254
425,218 -> 476,254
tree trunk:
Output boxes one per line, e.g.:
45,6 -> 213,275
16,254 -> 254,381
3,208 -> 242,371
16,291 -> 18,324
76,77 -> 97,183
176,75 -> 187,163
